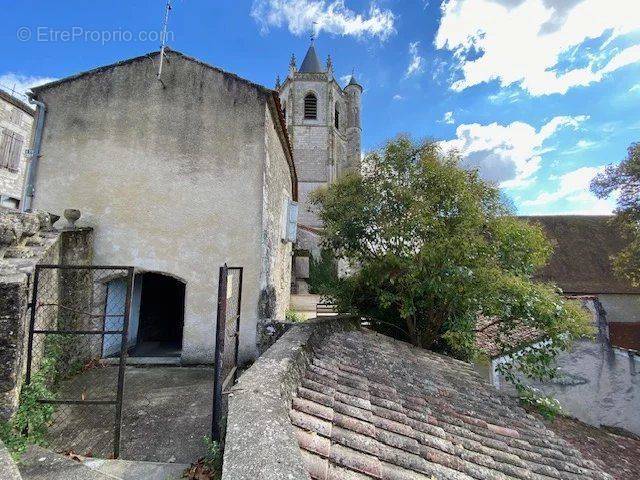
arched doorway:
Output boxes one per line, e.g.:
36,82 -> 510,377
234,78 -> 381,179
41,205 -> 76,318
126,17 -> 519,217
129,272 -> 186,357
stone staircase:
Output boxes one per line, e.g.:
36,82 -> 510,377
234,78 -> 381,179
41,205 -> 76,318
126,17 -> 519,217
17,446 -> 188,480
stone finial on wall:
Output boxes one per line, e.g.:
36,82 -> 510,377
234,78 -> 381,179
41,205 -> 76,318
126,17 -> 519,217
63,209 -> 81,229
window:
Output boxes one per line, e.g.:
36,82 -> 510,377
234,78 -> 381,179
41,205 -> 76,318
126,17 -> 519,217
304,93 -> 317,119
0,129 -> 24,172
334,104 -> 340,129
282,102 -> 286,121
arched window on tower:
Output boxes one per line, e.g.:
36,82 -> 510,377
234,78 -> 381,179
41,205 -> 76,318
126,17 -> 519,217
334,103 -> 340,129
304,93 -> 317,119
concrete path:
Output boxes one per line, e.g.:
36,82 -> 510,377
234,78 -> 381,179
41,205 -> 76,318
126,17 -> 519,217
81,457 -> 187,480
19,446 -> 114,480
18,446 -> 187,480
42,366 -> 213,463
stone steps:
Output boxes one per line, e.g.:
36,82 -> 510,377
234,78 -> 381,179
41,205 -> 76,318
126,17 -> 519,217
18,446 -> 188,480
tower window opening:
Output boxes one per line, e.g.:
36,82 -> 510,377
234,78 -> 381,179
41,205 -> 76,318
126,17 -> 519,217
304,93 -> 317,119
334,104 -> 340,129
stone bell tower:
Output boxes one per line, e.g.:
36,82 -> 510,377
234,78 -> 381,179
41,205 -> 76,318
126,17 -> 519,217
276,40 -> 362,230
277,40 -> 362,294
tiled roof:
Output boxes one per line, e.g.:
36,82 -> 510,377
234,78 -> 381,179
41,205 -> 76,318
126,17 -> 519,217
522,216 -> 640,295
290,329 -> 611,480
474,316 -> 544,359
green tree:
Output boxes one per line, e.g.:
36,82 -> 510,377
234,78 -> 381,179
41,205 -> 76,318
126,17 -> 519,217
591,141 -> 640,287
311,135 -> 592,387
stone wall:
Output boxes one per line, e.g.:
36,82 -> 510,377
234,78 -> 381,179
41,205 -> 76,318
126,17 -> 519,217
0,208 -> 93,421
256,107 -> 294,338
222,317 -> 358,480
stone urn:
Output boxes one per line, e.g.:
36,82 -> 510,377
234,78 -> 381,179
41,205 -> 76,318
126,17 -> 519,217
63,209 -> 81,228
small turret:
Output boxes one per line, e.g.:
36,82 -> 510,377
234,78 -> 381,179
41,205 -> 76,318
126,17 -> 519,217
344,73 -> 362,173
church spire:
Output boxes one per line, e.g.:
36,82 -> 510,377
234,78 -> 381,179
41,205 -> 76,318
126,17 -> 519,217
299,41 -> 323,73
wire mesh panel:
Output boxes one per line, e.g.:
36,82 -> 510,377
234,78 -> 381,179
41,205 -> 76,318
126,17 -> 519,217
212,264 -> 243,442
25,265 -> 134,459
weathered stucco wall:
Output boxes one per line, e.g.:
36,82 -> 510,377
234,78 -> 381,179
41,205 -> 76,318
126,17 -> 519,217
598,294 -> 640,325
258,108 -> 293,326
542,338 -> 640,435
32,52 -> 280,363
490,298 -> 640,435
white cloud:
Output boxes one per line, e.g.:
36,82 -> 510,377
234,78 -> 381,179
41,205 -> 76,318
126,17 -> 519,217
0,73 -> 56,101
405,41 -> 425,77
435,0 -> 640,95
251,0 -> 395,40
393,94 -> 404,100
440,111 -> 455,124
440,115 -> 588,187
562,138 -> 597,154
629,83 -> 640,93
521,165 -> 615,214
523,166 -> 604,206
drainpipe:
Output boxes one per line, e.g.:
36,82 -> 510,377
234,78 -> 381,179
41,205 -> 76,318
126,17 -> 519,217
21,94 -> 46,212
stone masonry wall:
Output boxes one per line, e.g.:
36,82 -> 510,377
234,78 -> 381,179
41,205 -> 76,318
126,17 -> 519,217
0,209 -> 93,420
0,93 -> 35,206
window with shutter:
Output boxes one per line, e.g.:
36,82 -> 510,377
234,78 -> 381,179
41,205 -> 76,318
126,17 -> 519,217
0,129 -> 24,172
8,132 -> 23,171
304,93 -> 317,119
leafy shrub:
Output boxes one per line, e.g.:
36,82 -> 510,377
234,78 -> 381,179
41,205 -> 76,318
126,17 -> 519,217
285,308 -> 303,323
311,135 -> 592,387
308,250 -> 338,294
518,385 -> 563,419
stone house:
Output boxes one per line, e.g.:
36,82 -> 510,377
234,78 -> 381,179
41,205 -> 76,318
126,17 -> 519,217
0,89 -> 34,209
27,49 -> 298,363
481,215 -> 640,435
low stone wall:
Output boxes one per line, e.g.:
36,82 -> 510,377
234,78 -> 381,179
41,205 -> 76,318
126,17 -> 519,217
0,208 -> 93,421
0,439 -> 20,480
222,317 -> 357,480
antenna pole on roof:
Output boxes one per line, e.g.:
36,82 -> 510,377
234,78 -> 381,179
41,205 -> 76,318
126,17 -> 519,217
157,0 -> 172,81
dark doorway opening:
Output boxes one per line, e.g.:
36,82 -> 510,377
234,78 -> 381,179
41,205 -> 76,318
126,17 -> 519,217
129,273 -> 185,358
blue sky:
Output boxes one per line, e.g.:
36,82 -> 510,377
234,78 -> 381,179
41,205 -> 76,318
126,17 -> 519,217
2,0 -> 639,215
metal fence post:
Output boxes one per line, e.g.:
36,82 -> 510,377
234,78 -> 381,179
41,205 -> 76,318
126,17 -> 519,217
212,264 -> 228,441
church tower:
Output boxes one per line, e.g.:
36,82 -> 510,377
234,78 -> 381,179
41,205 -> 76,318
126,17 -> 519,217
277,41 -> 362,229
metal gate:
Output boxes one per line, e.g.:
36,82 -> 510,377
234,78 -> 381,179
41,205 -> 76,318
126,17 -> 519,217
25,265 -> 134,459
212,264 -> 243,441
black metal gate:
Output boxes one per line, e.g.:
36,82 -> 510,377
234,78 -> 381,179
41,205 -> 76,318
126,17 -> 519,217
212,264 -> 243,441
25,265 -> 134,459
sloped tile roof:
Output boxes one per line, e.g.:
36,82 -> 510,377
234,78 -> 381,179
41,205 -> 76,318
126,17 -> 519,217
474,316 -> 545,359
523,216 -> 640,295
290,329 -> 611,480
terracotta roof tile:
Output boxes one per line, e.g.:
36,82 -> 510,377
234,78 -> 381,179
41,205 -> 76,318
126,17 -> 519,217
290,329 -> 612,480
